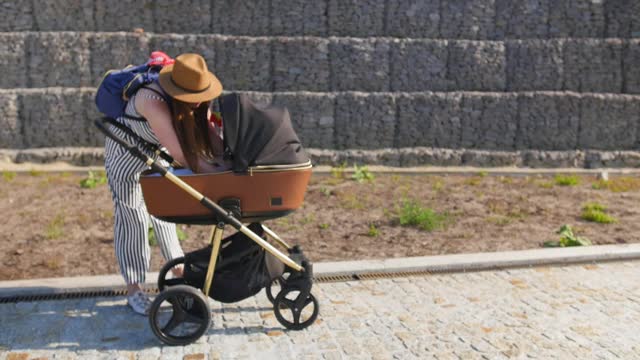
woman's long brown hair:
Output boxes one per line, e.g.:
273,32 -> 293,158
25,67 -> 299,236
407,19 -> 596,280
170,100 -> 216,172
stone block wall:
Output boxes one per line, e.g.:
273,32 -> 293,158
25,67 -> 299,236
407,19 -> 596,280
1,0 -> 639,168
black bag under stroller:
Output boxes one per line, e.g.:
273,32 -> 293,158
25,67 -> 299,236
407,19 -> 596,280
182,223 -> 284,303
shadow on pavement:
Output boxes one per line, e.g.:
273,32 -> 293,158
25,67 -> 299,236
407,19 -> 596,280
0,297 -> 281,351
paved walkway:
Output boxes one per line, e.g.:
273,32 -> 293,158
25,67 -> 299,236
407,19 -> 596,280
1,261 -> 639,359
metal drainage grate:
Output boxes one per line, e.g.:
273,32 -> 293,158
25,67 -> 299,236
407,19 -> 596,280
0,289 -> 127,304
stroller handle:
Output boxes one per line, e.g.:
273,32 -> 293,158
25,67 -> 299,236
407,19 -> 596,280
94,117 -> 180,167
94,117 -> 305,273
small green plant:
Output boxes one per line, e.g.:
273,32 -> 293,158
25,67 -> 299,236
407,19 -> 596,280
554,174 -> 580,186
464,177 -> 482,186
582,210 -> 616,224
581,202 -> 616,224
45,214 -> 65,240
583,202 -> 606,212
2,172 -> 16,181
330,162 -> 347,179
319,187 -> 332,197
478,171 -> 488,177
398,199 -> 449,232
177,228 -> 187,241
500,176 -> 513,185
351,165 -> 375,183
79,171 -> 107,189
366,223 -> 379,237
318,223 -> 329,230
537,181 -> 554,189
432,179 -> 444,192
543,224 -> 591,247
148,227 -> 157,246
28,169 -> 43,177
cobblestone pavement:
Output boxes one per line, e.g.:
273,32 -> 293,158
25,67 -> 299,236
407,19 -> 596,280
1,261 -> 639,359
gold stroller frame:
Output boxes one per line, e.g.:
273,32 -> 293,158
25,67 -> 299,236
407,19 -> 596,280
154,165 -> 305,297
95,117 -> 318,346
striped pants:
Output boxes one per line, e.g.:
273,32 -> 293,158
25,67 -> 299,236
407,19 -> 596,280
104,129 -> 184,285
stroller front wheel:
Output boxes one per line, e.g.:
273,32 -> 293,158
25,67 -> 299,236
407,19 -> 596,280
273,287 -> 319,330
158,257 -> 186,291
149,285 -> 211,346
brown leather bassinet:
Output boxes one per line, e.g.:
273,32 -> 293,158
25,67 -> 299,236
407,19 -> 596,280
140,162 -> 312,224
140,93 -> 312,224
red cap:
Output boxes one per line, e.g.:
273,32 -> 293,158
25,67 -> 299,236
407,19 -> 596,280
148,51 -> 175,66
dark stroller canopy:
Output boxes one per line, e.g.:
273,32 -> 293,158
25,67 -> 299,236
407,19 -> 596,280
220,93 -> 310,173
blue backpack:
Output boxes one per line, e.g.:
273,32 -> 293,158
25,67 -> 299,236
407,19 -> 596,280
95,52 -> 174,119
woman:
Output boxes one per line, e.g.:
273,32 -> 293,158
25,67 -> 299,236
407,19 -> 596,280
104,53 -> 227,315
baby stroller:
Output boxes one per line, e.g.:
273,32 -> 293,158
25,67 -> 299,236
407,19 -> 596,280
95,93 -> 318,346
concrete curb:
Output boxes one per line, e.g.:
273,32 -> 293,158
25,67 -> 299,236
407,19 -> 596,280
1,244 -> 639,298
3,162 -> 640,177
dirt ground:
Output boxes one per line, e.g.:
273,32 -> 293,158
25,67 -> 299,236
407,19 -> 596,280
1,169 -> 639,281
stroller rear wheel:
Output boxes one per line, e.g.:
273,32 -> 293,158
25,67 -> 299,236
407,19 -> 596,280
273,287 -> 319,330
266,272 -> 291,304
158,257 -> 186,291
149,285 -> 211,346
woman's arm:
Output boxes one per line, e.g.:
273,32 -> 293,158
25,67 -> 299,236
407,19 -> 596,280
135,90 -> 190,168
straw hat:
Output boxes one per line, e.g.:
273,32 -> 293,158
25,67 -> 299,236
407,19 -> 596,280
158,53 -> 223,103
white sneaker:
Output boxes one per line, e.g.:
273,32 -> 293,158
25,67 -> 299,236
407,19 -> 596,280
127,291 -> 152,316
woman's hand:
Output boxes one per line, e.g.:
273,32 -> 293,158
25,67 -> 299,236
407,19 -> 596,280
207,117 -> 225,156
